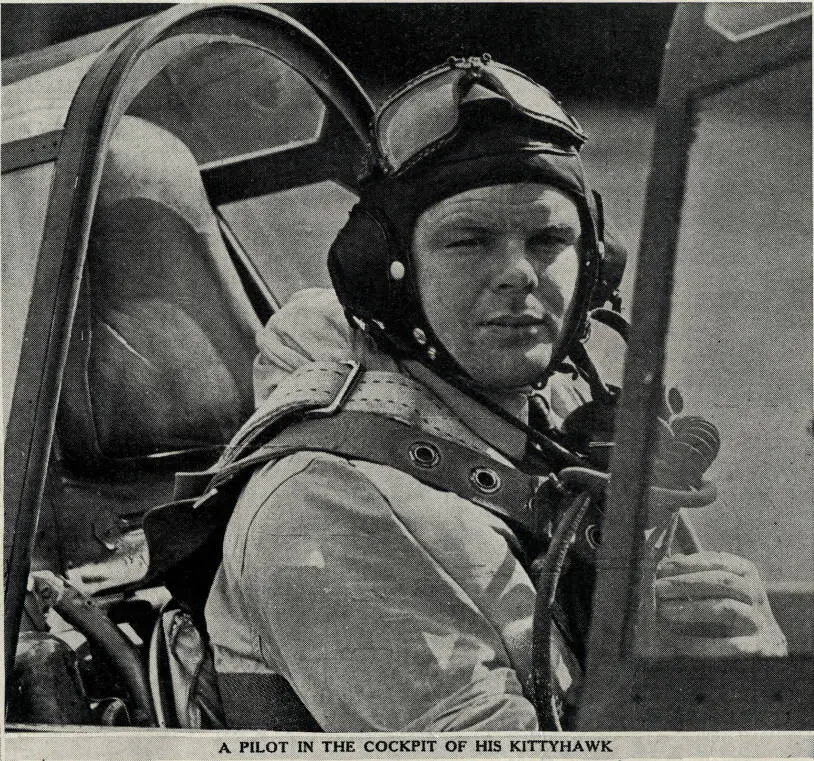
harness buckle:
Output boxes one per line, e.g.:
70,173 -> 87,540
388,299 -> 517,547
303,361 -> 362,418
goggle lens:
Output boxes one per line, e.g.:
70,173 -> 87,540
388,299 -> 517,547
377,70 -> 465,173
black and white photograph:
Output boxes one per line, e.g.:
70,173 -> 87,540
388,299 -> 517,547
2,3 -> 812,757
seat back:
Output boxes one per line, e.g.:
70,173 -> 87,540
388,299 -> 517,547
58,116 -> 261,471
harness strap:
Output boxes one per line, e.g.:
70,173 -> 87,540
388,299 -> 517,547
146,410 -> 556,583
219,361 -> 501,467
212,411 -> 553,535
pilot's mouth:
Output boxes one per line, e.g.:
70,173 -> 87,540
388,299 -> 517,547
480,313 -> 556,338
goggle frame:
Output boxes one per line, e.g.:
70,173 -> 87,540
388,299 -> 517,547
373,55 -> 587,175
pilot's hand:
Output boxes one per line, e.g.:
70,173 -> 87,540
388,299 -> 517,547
651,551 -> 787,658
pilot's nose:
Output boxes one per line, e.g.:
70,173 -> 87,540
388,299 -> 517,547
492,236 -> 539,292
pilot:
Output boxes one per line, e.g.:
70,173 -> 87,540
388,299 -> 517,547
204,57 -> 786,731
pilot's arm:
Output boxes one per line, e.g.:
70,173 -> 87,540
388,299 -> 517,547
215,450 -> 578,731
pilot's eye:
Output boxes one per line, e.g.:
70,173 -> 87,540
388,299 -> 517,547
528,230 -> 571,248
445,235 -> 489,250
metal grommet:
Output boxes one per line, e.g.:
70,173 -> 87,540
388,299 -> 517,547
585,524 -> 601,549
413,327 -> 427,345
470,467 -> 502,494
426,346 -> 437,360
390,260 -> 406,280
409,442 -> 440,469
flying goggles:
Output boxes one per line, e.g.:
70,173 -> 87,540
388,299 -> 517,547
374,54 -> 587,175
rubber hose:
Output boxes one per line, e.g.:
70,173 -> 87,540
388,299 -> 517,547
50,583 -> 157,726
530,491 -> 594,730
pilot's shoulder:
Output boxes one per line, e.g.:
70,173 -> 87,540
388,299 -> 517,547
234,450 -> 395,527
232,448 -> 471,538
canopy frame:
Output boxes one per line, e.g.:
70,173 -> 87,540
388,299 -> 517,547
577,3 -> 812,730
4,3 -> 373,685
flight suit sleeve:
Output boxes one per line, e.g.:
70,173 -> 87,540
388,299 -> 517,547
233,452 -> 541,731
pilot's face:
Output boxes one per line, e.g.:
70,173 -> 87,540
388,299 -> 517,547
412,183 -> 582,389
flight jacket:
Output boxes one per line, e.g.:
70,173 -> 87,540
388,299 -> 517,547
204,288 -> 589,731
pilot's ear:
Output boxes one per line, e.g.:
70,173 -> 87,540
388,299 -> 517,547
328,203 -> 406,326
590,221 -> 628,311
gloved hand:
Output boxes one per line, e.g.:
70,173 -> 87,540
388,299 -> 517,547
650,551 -> 787,657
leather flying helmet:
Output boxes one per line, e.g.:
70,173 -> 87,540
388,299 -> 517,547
329,55 -> 625,388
